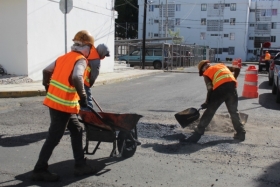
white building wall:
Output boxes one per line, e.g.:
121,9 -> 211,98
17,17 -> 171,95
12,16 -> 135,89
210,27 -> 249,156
0,0 -> 28,75
138,0 -> 252,62
0,0 -> 115,81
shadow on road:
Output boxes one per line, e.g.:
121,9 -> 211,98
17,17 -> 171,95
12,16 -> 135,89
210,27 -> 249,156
0,131 -> 69,147
0,157 -> 124,187
259,93 -> 280,110
258,80 -> 271,90
255,161 -> 280,187
141,133 -> 240,155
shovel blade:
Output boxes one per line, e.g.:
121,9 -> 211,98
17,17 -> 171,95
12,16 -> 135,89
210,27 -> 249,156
175,107 -> 200,128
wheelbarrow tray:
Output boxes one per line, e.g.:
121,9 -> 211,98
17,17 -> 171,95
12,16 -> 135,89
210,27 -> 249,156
79,110 -> 142,131
174,107 -> 200,128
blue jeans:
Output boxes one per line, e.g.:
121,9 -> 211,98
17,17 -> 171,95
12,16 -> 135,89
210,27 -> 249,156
81,85 -> 94,111
34,108 -> 85,171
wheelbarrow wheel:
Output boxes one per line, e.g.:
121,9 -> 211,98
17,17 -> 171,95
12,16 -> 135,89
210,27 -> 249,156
117,131 -> 137,158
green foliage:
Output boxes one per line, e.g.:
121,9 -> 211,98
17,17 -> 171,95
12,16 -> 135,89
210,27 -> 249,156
168,29 -> 184,44
115,0 -> 138,39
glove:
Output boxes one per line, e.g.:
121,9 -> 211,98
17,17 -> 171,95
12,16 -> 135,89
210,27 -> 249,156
78,97 -> 88,108
201,103 -> 208,109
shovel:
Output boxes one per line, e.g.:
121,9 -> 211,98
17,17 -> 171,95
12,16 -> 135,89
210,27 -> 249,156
174,107 -> 202,128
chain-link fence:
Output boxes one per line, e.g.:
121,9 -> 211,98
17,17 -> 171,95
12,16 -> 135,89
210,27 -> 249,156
115,41 -> 215,69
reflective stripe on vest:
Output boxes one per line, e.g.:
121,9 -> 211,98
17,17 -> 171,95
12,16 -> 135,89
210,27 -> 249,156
84,47 -> 100,87
43,51 -> 87,114
203,63 -> 237,90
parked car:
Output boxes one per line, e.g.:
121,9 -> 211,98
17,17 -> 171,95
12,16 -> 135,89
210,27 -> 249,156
272,54 -> 280,103
117,48 -> 167,69
268,52 -> 280,85
259,49 -> 280,72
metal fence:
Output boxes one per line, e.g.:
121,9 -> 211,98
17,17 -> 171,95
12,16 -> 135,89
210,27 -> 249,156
115,41 -> 215,69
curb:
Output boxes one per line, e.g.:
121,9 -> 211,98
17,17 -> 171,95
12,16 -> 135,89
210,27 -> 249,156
0,90 -> 46,98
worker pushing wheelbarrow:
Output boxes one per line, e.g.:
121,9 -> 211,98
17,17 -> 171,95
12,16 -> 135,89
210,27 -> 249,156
79,97 -> 142,158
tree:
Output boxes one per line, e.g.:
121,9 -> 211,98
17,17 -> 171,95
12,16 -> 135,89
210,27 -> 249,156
168,29 -> 184,44
115,0 -> 138,39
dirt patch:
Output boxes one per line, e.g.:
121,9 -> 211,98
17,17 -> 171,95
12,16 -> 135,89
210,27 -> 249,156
181,112 -> 248,134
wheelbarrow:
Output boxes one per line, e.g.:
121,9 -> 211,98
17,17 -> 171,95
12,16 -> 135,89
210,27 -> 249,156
79,97 -> 142,158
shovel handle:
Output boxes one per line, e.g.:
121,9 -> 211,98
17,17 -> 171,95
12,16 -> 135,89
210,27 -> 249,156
92,97 -> 103,112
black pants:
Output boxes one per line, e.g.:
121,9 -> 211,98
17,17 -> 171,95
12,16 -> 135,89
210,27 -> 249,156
34,108 -> 85,171
195,82 -> 246,135
265,60 -> 270,72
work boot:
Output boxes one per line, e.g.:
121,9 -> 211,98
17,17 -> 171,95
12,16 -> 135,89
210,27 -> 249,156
74,163 -> 95,176
30,170 -> 59,182
180,132 -> 202,143
233,132 -> 246,141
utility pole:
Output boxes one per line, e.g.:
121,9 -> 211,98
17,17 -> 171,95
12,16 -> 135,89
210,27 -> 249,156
165,0 -> 168,41
142,0 -> 148,69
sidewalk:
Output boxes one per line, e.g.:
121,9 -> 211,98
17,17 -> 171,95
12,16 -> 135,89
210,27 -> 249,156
0,68 -> 165,98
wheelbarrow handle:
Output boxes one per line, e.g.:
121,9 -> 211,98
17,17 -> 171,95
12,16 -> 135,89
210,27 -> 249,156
87,105 -> 103,120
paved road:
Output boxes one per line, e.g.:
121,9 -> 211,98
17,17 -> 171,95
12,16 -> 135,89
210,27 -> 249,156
0,66 -> 280,187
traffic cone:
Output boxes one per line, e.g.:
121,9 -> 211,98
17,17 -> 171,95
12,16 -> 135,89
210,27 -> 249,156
242,65 -> 258,98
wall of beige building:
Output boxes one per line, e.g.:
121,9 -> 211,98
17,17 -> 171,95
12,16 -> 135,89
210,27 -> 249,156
0,0 -> 115,81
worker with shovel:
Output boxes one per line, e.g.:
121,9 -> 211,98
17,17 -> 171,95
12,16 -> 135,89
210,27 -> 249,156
180,60 -> 246,143
31,30 -> 96,182
82,43 -> 110,110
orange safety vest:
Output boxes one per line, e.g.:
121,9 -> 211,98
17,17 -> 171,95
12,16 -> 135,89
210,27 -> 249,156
43,51 -> 88,114
84,46 -> 100,87
265,53 -> 271,60
203,63 -> 237,90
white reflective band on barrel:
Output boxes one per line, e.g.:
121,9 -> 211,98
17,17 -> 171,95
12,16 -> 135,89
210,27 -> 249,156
244,81 -> 258,86
246,71 -> 258,74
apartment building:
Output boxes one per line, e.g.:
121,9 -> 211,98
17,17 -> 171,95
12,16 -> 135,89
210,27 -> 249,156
138,0 -> 280,62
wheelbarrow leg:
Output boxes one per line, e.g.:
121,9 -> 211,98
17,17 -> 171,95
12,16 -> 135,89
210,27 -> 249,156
84,139 -> 102,155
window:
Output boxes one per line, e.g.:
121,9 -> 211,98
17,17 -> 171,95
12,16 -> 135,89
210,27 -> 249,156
249,23 -> 254,27
261,9 -> 272,17
230,3 -> 236,11
223,48 -> 228,52
228,47 -> 235,55
230,33 -> 235,40
257,24 -> 269,30
201,18 -> 206,25
272,9 -> 277,16
224,34 -> 229,37
154,33 -> 159,37
248,50 -> 253,53
155,5 -> 159,8
207,20 -> 223,31
201,4 -> 207,11
131,50 -> 140,56
200,32 -> 205,40
230,18 -> 236,25
249,37 -> 254,40
210,34 -> 220,36
154,49 -> 162,56
272,22 -> 277,29
154,20 -> 159,23
224,19 -> 229,23
214,4 -> 219,9
175,18 -> 180,25
250,9 -> 255,12
225,4 -> 230,7
176,4 -> 181,11
271,36 -> 276,42
149,5 -> 154,12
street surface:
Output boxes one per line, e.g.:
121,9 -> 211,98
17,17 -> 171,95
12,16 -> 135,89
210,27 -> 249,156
0,66 -> 280,187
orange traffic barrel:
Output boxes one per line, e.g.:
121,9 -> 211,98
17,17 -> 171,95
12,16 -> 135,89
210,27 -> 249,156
242,66 -> 258,98
232,58 -> 242,68
237,58 -> 242,68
